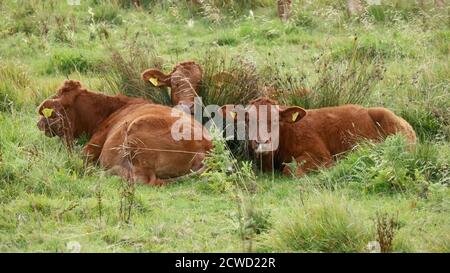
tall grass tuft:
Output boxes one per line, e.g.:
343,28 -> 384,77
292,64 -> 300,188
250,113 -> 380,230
260,193 -> 372,252
400,108 -> 447,142
0,62 -> 31,111
199,50 -> 261,160
398,63 -> 450,142
375,212 -> 400,253
267,38 -> 385,109
306,50 -> 383,108
317,135 -> 450,195
199,50 -> 261,106
90,4 -> 123,25
47,50 -> 92,76
100,42 -> 171,104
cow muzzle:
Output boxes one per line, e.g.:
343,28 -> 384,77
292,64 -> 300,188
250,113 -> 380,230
252,139 -> 275,156
37,117 -> 64,137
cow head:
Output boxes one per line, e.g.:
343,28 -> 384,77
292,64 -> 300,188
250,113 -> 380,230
220,97 -> 306,156
141,61 -> 202,113
37,80 -> 85,143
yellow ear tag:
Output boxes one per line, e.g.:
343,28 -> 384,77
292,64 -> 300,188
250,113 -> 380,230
230,111 -> 237,119
292,112 -> 300,122
149,77 -> 159,86
42,108 -> 54,118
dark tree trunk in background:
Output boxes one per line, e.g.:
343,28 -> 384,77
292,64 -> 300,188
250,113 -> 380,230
347,0 -> 364,15
278,0 -> 292,22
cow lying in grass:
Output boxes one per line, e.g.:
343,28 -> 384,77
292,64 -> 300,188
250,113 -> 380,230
221,98 -> 416,176
37,80 -> 212,185
141,61 -> 202,113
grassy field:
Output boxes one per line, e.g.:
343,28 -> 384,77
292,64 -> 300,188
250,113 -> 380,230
0,0 -> 449,252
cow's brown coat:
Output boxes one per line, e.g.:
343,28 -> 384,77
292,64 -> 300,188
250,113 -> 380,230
37,80 -> 212,185
222,98 -> 416,176
141,61 -> 202,113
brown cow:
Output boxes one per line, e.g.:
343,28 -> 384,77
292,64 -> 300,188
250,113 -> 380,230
37,80 -> 212,185
221,98 -> 416,176
141,61 -> 202,113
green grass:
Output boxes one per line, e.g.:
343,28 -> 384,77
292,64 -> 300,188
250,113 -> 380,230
0,0 -> 449,252
258,193 -> 373,252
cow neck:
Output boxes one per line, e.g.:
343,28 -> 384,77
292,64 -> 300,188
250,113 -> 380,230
257,139 -> 281,172
258,150 -> 279,172
275,122 -> 293,166
76,93 -> 135,137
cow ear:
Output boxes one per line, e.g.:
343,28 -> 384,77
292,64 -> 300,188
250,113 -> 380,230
141,68 -> 171,87
279,106 -> 306,123
219,105 -> 242,121
38,99 -> 62,118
